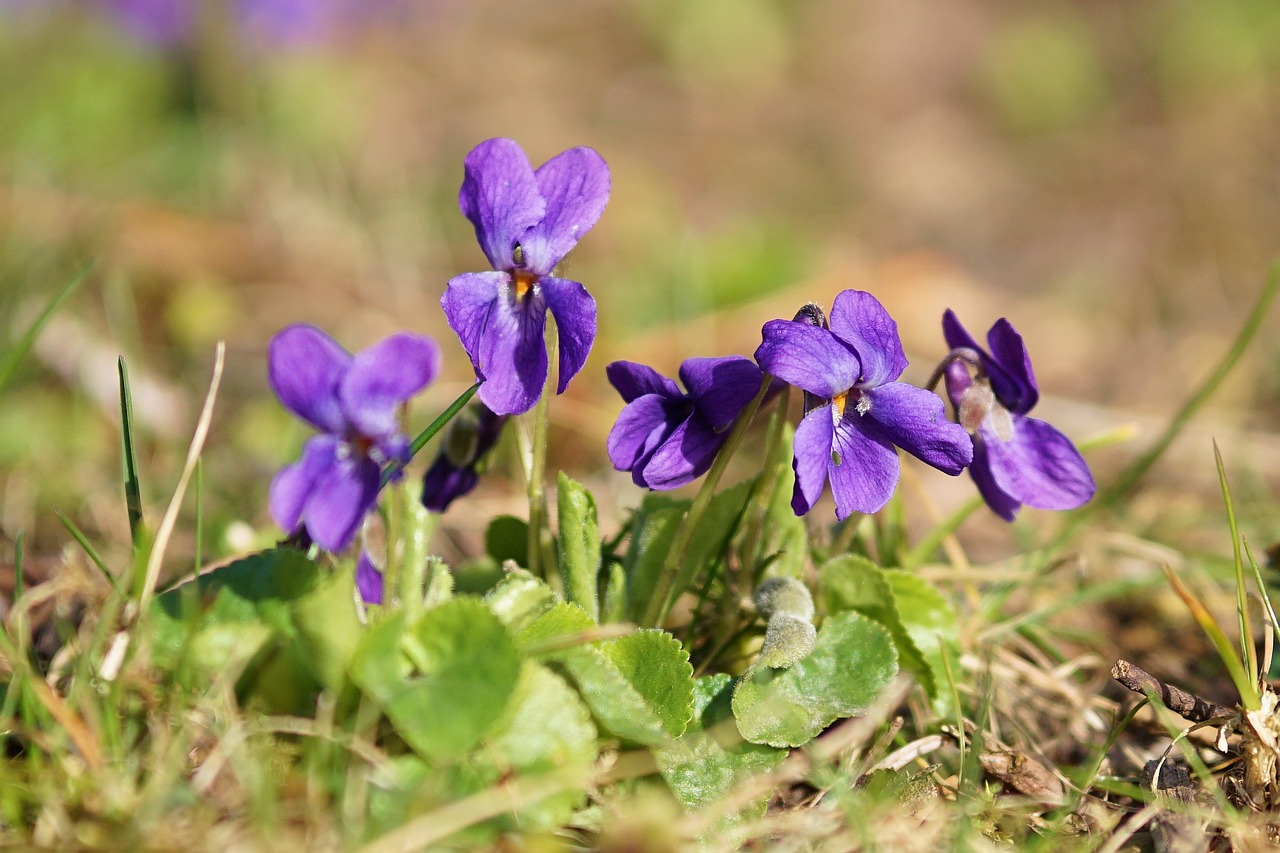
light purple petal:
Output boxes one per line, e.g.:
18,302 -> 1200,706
269,435 -> 340,535
339,333 -> 439,440
862,382 -> 972,474
969,440 -> 1021,522
521,147 -> 610,275
457,138 -> 545,271
606,361 -> 682,403
608,395 -> 679,486
755,320 -> 861,399
268,325 -> 351,434
640,416 -> 722,490
828,290 -> 908,386
942,360 -> 971,412
983,416 -> 1095,511
356,551 -> 384,605
985,319 -> 1039,415
305,450 -> 381,552
540,276 -> 596,394
827,414 -> 901,517
790,407 -> 835,516
474,285 -> 549,415
679,356 -> 763,431
442,271 -> 505,376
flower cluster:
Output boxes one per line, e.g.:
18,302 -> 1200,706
265,136 -> 1096,608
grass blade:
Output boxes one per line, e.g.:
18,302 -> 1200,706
54,510 -> 119,593
1213,441 -> 1256,689
12,532 -> 24,600
0,260 -> 94,397
1162,564 -> 1258,711
119,356 -> 144,547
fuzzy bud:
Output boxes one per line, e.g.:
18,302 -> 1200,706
754,577 -> 815,620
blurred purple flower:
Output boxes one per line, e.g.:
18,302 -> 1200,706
941,310 -> 1094,521
606,356 -> 764,490
420,402 -> 508,512
268,324 -> 439,552
442,137 -> 610,415
755,290 -> 972,519
355,550 -> 383,605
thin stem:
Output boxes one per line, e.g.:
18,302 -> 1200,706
639,376 -> 772,629
405,382 -> 482,462
829,512 -> 864,556
924,347 -> 983,393
525,321 -> 558,579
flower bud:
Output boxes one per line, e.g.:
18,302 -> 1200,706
757,614 -> 817,669
754,576 -> 815,620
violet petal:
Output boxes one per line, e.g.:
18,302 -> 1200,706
640,416 -> 722,490
679,356 -> 763,431
756,320 -> 861,399
607,394 -> 680,487
790,407 -> 836,516
457,138 -> 545,271
540,276 -> 597,395
828,290 -> 908,386
969,439 -> 1022,522
340,333 -> 439,440
269,434 -> 340,535
356,550 -> 384,605
522,147 -> 610,275
304,450 -> 381,552
862,382 -> 972,474
421,456 -> 481,513
441,271 -> 505,378
986,318 -> 1039,415
827,415 -> 900,517
474,287 -> 549,415
268,324 -> 351,434
606,361 -> 682,403
983,415 -> 1095,511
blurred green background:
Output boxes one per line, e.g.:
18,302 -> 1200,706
2,0 -> 1279,572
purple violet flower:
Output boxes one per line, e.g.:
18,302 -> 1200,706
442,138 -> 610,416
755,290 -> 973,519
268,324 -> 439,552
941,310 -> 1095,521
420,402 -> 508,512
607,356 -> 764,490
355,550 -> 383,605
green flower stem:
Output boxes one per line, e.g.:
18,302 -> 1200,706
406,381 -> 483,461
382,470 -> 405,608
525,321 -> 558,580
639,376 -> 773,629
740,385 -> 789,589
828,511 -> 864,557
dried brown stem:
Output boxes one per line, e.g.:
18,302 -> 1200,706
1111,659 -> 1234,724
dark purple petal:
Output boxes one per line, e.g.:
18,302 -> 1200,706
540,276 -> 596,395
473,287 -> 549,415
356,551 -> 384,605
790,407 -> 836,516
941,309 -> 982,355
340,333 -> 439,440
862,382 -> 972,474
441,271 -> 505,377
421,456 -> 481,513
608,394 -> 680,487
304,450 -> 381,552
457,138 -> 545,271
942,310 -> 1027,415
269,435 -> 340,535
606,361 -> 682,403
521,147 -> 610,275
679,356 -> 764,431
268,324 -> 351,434
828,290 -> 908,387
639,416 -> 723,490
827,414 -> 901,517
982,415 -> 1094,511
985,319 -> 1039,415
969,440 -> 1022,522
755,320 -> 861,399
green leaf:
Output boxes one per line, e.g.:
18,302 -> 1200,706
601,560 -> 627,624
657,674 -> 785,819
760,446 -> 808,579
485,515 -> 529,567
672,479 -> 754,599
484,569 -> 557,632
540,628 -> 694,746
290,562 -> 364,691
514,601 -> 597,651
556,471 -> 600,621
600,630 -> 694,738
624,502 -> 684,623
818,555 -> 934,699
351,598 -> 522,760
882,570 -> 960,714
731,611 -> 898,747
